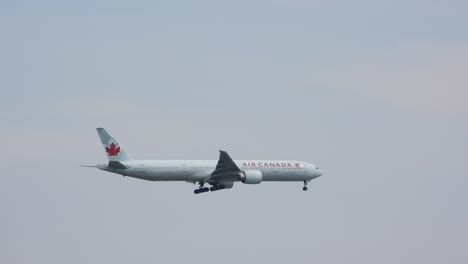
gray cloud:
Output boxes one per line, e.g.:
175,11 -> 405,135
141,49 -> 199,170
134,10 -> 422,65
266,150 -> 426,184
330,43 -> 468,112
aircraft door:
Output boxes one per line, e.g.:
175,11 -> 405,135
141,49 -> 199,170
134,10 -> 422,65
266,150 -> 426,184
182,163 -> 187,173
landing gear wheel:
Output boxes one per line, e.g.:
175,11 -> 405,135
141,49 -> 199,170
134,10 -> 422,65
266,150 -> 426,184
194,187 -> 209,194
302,180 -> 309,191
194,182 -> 210,194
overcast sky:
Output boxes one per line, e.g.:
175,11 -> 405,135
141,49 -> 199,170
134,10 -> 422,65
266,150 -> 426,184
1,1 -> 467,263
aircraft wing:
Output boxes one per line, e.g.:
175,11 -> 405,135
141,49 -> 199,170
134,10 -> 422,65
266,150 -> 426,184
210,150 -> 242,181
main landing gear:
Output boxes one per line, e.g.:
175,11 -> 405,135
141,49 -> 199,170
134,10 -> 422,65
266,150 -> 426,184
210,184 -> 225,192
194,182 -> 209,194
303,180 -> 309,191
194,187 -> 209,194
194,188 -> 209,194
194,183 -> 226,194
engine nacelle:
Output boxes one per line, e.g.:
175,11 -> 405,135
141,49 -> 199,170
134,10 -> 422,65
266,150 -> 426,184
240,170 -> 262,184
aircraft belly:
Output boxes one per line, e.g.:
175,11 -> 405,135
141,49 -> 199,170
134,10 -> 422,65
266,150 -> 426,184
186,169 -> 212,182
119,169 -> 154,181
261,170 -> 309,181
121,168 -> 188,181
124,171 -> 156,181
152,171 -> 189,181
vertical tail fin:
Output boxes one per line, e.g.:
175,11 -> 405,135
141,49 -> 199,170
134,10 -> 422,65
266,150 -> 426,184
96,128 -> 134,161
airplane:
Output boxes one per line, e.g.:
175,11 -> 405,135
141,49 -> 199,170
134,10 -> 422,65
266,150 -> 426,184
83,128 -> 323,194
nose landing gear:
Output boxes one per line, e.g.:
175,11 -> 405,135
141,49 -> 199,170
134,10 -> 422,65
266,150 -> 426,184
302,180 -> 309,191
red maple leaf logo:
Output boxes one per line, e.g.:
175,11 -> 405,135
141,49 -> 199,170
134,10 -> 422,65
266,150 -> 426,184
106,143 -> 120,156
295,163 -> 303,168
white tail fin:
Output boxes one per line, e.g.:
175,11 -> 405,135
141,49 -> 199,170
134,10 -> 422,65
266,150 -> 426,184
96,128 -> 134,161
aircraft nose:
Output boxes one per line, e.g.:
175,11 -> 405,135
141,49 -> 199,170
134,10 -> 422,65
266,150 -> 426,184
316,169 -> 323,177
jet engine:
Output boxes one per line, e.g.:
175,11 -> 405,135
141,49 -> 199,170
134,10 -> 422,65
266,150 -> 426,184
240,170 -> 262,184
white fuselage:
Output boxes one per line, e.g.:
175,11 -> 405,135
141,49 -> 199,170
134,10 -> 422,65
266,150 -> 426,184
99,160 -> 322,183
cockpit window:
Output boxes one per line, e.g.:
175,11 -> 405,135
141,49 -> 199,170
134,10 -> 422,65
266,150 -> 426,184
315,166 -> 319,170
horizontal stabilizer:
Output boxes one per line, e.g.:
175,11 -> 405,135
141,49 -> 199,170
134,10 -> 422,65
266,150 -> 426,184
108,161 -> 128,169
80,165 -> 99,168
